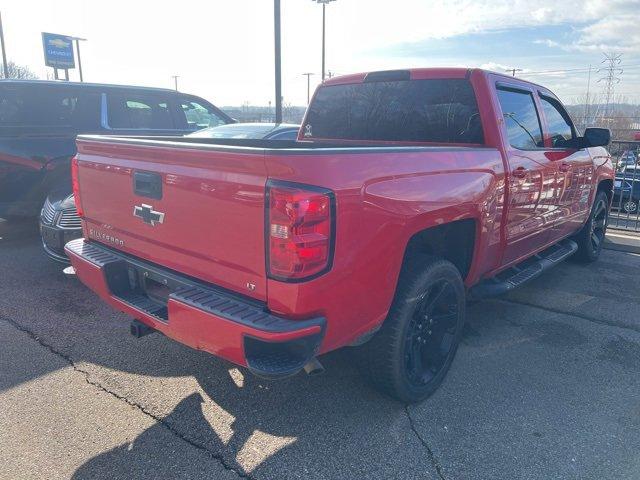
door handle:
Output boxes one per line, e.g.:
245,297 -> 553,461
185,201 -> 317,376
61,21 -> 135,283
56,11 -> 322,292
559,162 -> 571,172
512,167 -> 527,178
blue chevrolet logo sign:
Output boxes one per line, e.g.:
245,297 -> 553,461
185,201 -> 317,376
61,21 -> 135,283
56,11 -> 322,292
42,32 -> 75,69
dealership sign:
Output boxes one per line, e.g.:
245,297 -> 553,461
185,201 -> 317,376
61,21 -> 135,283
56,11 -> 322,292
42,32 -> 75,69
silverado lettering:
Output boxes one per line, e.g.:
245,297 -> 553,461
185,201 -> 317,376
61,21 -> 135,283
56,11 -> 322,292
65,68 -> 614,403
88,229 -> 125,247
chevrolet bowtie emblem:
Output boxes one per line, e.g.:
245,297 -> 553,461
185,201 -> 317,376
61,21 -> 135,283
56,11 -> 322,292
133,204 -> 165,226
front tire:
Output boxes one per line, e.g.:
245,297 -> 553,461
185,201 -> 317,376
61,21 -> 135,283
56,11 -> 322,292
359,256 -> 465,403
573,191 -> 609,263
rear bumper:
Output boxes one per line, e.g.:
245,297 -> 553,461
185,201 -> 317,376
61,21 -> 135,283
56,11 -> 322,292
65,238 -> 325,377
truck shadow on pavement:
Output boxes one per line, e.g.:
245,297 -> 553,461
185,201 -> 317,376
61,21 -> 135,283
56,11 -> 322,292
68,345 -> 424,479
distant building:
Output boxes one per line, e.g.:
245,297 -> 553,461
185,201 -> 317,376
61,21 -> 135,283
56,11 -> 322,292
221,105 -> 306,124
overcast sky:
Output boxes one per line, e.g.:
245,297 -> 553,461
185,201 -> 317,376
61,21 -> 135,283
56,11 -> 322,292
2,0 -> 639,106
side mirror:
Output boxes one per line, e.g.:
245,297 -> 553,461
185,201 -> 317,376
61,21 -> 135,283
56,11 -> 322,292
582,127 -> 611,147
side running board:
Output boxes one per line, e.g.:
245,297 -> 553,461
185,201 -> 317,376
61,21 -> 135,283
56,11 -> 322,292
470,239 -> 578,299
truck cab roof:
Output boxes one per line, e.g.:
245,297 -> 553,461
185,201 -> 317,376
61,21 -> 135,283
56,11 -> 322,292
323,67 -> 550,92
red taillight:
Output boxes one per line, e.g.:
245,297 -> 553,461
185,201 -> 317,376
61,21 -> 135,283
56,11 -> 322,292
267,181 -> 334,281
71,156 -> 84,217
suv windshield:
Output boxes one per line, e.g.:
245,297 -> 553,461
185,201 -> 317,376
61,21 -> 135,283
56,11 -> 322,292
302,78 -> 484,144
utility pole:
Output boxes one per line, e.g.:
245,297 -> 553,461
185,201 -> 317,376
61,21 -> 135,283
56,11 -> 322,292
171,75 -> 179,91
70,37 -> 87,82
322,3 -> 326,81
274,0 -> 282,123
506,68 -> 522,77
312,0 -> 336,82
302,73 -> 314,104
584,64 -> 592,130
0,12 -> 8,78
597,52 -> 622,123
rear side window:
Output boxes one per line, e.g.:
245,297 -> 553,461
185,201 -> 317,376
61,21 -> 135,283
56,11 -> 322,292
0,85 -> 100,129
539,96 -> 574,148
497,88 -> 544,149
303,79 -> 484,144
107,94 -> 175,129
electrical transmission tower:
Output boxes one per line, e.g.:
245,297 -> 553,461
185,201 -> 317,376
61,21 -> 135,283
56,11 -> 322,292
597,53 -> 623,123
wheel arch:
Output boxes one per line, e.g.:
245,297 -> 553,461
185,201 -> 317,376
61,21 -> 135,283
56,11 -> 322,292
597,178 -> 613,204
401,218 -> 478,283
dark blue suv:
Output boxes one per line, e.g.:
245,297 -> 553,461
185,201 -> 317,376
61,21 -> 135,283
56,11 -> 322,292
0,80 -> 233,261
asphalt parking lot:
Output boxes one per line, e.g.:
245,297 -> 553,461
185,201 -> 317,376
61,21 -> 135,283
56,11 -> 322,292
1,219 -> 639,480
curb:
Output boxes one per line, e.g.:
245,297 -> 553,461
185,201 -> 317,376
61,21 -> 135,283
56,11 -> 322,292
604,230 -> 640,255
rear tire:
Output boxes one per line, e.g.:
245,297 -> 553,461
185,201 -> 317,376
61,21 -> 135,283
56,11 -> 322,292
358,255 -> 465,403
572,191 -> 609,263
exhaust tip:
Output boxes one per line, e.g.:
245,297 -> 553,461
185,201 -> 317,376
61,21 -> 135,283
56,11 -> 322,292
130,319 -> 156,338
303,358 -> 325,376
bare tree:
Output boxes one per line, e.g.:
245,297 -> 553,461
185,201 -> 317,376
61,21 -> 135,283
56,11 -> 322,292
0,61 -> 38,80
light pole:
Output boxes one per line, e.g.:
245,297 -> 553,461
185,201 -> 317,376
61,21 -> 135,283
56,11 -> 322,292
302,72 -> 314,104
0,11 -> 8,78
70,36 -> 87,82
171,75 -> 179,91
274,0 -> 282,123
312,0 -> 336,82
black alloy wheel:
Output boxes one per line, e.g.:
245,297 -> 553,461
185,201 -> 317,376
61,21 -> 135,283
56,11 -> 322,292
573,191 -> 609,263
358,255 -> 465,403
589,195 -> 609,254
404,279 -> 459,387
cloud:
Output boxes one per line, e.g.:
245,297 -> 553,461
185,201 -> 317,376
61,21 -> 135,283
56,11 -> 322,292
341,0 -> 639,58
576,15 -> 640,52
534,39 -> 561,48
479,62 -> 532,74
536,14 -> 640,53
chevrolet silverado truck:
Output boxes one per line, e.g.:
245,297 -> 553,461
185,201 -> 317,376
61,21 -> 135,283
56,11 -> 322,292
65,68 -> 614,403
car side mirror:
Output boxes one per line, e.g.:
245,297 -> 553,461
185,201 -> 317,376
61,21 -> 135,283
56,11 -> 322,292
582,127 -> 611,147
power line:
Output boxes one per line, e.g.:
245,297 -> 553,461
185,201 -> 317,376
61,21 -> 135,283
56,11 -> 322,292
518,63 -> 640,76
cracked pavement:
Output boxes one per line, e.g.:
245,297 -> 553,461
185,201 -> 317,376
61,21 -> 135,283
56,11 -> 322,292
1,219 -> 640,479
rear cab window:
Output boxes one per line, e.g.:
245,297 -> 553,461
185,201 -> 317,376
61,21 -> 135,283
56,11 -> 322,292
302,78 -> 484,144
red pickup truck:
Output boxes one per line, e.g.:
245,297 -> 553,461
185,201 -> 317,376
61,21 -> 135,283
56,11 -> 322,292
66,68 -> 613,402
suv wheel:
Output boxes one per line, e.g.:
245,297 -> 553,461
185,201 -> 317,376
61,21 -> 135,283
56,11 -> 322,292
623,200 -> 638,214
573,191 -> 609,263
358,256 -> 465,403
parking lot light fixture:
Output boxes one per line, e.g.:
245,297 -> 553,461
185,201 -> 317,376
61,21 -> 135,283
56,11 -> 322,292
312,0 -> 336,82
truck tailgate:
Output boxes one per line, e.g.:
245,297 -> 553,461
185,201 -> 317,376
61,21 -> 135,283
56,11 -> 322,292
75,138 -> 268,300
